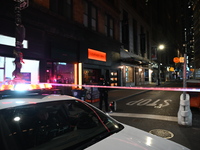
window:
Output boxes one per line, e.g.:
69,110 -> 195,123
105,15 -> 114,38
0,56 -> 39,83
140,26 -> 146,57
83,1 -> 97,31
49,0 -> 72,19
122,10 -> 129,50
146,31 -> 150,59
83,1 -> 89,27
91,6 -> 97,30
110,71 -> 118,86
133,19 -> 138,54
83,69 -> 100,84
46,62 -> 75,84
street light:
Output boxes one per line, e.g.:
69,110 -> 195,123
158,44 -> 165,50
157,44 -> 165,85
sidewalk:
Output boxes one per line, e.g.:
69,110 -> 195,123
91,81 -> 200,150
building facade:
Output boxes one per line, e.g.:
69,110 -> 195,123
193,0 -> 200,69
119,0 -> 154,86
0,0 -> 183,90
0,0 -> 122,90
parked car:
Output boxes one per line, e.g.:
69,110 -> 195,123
0,83 -> 189,150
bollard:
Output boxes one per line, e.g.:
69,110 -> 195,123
177,93 -> 192,126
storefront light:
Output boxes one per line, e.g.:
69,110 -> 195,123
78,63 -> 82,88
0,34 -> 28,49
118,66 -> 124,69
74,63 -> 78,88
139,68 -> 142,72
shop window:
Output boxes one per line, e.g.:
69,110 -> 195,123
83,69 -> 100,84
110,71 -> 118,86
0,56 -> 39,83
47,62 -> 74,84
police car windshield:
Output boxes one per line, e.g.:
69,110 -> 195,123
0,99 -> 123,150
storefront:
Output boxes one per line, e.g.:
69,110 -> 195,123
120,64 -> 153,86
120,49 -> 154,86
83,48 -> 120,86
82,48 -> 120,102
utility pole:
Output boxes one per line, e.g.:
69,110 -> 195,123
178,53 -> 192,126
13,0 -> 29,79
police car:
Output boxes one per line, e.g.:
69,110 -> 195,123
0,83 -> 189,150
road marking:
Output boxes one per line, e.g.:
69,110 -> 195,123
126,99 -> 172,108
113,91 -> 149,102
109,112 -> 178,122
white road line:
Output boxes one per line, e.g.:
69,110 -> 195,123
113,91 -> 148,102
109,112 -> 178,122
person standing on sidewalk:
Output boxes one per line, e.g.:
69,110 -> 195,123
98,75 -> 110,112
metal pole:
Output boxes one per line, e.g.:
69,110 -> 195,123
158,62 -> 160,85
157,49 -> 160,86
178,53 -> 192,126
183,54 -> 187,100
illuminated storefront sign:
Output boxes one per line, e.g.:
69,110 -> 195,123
88,48 -> 106,62
0,34 -> 28,49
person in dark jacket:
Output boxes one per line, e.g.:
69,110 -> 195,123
98,75 -> 110,112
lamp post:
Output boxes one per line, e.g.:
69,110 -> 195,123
157,44 -> 165,86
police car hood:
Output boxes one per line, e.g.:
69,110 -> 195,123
86,124 -> 189,150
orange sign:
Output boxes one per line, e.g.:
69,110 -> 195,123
173,57 -> 180,63
179,57 -> 184,63
88,48 -> 106,62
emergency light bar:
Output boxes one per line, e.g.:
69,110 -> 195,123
0,83 -> 52,91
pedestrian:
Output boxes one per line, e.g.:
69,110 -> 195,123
98,75 -> 110,112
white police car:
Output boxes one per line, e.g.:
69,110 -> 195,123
0,83 -> 189,150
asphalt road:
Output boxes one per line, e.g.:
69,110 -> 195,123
114,90 -> 182,116
99,81 -> 200,150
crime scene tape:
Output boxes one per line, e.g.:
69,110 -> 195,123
48,83 -> 200,92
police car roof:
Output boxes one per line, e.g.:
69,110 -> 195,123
0,94 -> 76,110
